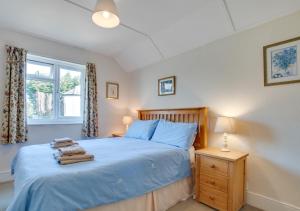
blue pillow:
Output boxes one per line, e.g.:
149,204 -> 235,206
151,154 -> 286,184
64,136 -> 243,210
125,120 -> 159,140
150,120 -> 197,150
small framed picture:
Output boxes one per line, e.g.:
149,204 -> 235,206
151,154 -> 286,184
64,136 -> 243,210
264,36 -> 300,86
158,76 -> 176,96
106,82 -> 119,99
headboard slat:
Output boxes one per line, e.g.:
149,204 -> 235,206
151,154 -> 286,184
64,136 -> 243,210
138,107 -> 208,149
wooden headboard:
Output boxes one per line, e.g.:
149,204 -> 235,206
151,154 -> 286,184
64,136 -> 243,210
138,107 -> 208,149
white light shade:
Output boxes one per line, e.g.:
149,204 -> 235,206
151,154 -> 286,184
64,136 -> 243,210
214,116 -> 235,134
122,116 -> 133,125
92,0 -> 120,28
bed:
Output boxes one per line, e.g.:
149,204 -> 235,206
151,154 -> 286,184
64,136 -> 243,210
7,107 -> 208,211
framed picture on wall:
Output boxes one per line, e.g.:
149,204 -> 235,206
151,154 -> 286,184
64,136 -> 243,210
106,82 -> 119,99
158,76 -> 176,96
263,36 -> 300,86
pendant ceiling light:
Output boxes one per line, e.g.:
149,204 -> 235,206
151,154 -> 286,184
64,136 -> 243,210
63,0 -> 164,58
92,0 -> 120,28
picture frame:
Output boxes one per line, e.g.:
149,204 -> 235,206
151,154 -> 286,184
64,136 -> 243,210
106,82 -> 119,99
263,36 -> 300,86
158,76 -> 176,96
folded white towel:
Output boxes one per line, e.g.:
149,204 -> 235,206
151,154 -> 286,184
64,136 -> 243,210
58,145 -> 86,156
58,157 -> 94,165
53,137 -> 73,143
50,141 -> 78,149
53,153 -> 94,161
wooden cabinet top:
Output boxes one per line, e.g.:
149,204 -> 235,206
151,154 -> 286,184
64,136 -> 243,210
195,147 -> 248,162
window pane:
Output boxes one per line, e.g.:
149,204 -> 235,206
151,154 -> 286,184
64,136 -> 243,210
59,68 -> 82,117
26,80 -> 54,119
59,68 -> 82,94
27,61 -> 53,79
60,95 -> 81,117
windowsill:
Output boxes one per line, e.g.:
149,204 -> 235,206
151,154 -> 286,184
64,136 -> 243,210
28,120 -> 83,126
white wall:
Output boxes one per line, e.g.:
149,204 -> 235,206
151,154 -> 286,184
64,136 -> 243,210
0,29 -> 130,172
129,12 -> 300,210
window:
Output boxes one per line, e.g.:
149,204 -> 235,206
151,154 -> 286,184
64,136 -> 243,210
26,54 -> 85,124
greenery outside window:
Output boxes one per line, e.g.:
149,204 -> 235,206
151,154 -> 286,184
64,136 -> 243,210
26,54 -> 85,125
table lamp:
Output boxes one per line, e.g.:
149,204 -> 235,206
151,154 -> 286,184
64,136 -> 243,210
214,116 -> 235,152
122,116 -> 133,131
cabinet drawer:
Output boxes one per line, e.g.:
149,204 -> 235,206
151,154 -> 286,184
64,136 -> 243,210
198,184 -> 228,211
200,174 -> 228,193
200,156 -> 229,176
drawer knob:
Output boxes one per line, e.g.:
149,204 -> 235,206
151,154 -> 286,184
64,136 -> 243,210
209,181 -> 216,185
209,196 -> 215,201
210,164 -> 216,169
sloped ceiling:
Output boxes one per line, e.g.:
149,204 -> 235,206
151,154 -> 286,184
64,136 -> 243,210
0,0 -> 300,72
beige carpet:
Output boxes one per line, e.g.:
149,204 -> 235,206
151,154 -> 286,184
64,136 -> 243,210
0,182 -> 261,211
0,182 -> 13,211
168,198 -> 262,211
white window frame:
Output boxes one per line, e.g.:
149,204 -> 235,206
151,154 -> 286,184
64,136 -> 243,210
26,54 -> 86,125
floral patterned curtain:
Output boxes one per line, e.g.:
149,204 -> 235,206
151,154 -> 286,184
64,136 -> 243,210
1,45 -> 28,144
82,63 -> 99,137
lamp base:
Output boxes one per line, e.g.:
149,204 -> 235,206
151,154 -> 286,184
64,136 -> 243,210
221,148 -> 230,152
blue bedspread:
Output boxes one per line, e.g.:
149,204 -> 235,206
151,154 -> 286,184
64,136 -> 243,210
7,138 -> 191,211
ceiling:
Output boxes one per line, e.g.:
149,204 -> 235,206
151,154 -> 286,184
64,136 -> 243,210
0,0 -> 300,72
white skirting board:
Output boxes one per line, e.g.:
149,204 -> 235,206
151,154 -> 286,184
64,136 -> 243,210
0,170 -> 13,183
247,191 -> 300,211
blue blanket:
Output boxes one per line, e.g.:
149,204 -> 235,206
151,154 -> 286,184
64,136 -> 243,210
7,138 -> 191,211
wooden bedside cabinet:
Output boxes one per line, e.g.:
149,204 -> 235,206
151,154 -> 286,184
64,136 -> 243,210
195,148 -> 248,211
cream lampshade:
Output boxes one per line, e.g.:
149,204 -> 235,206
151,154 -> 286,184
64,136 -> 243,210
122,116 -> 133,131
92,0 -> 120,28
215,116 -> 235,152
